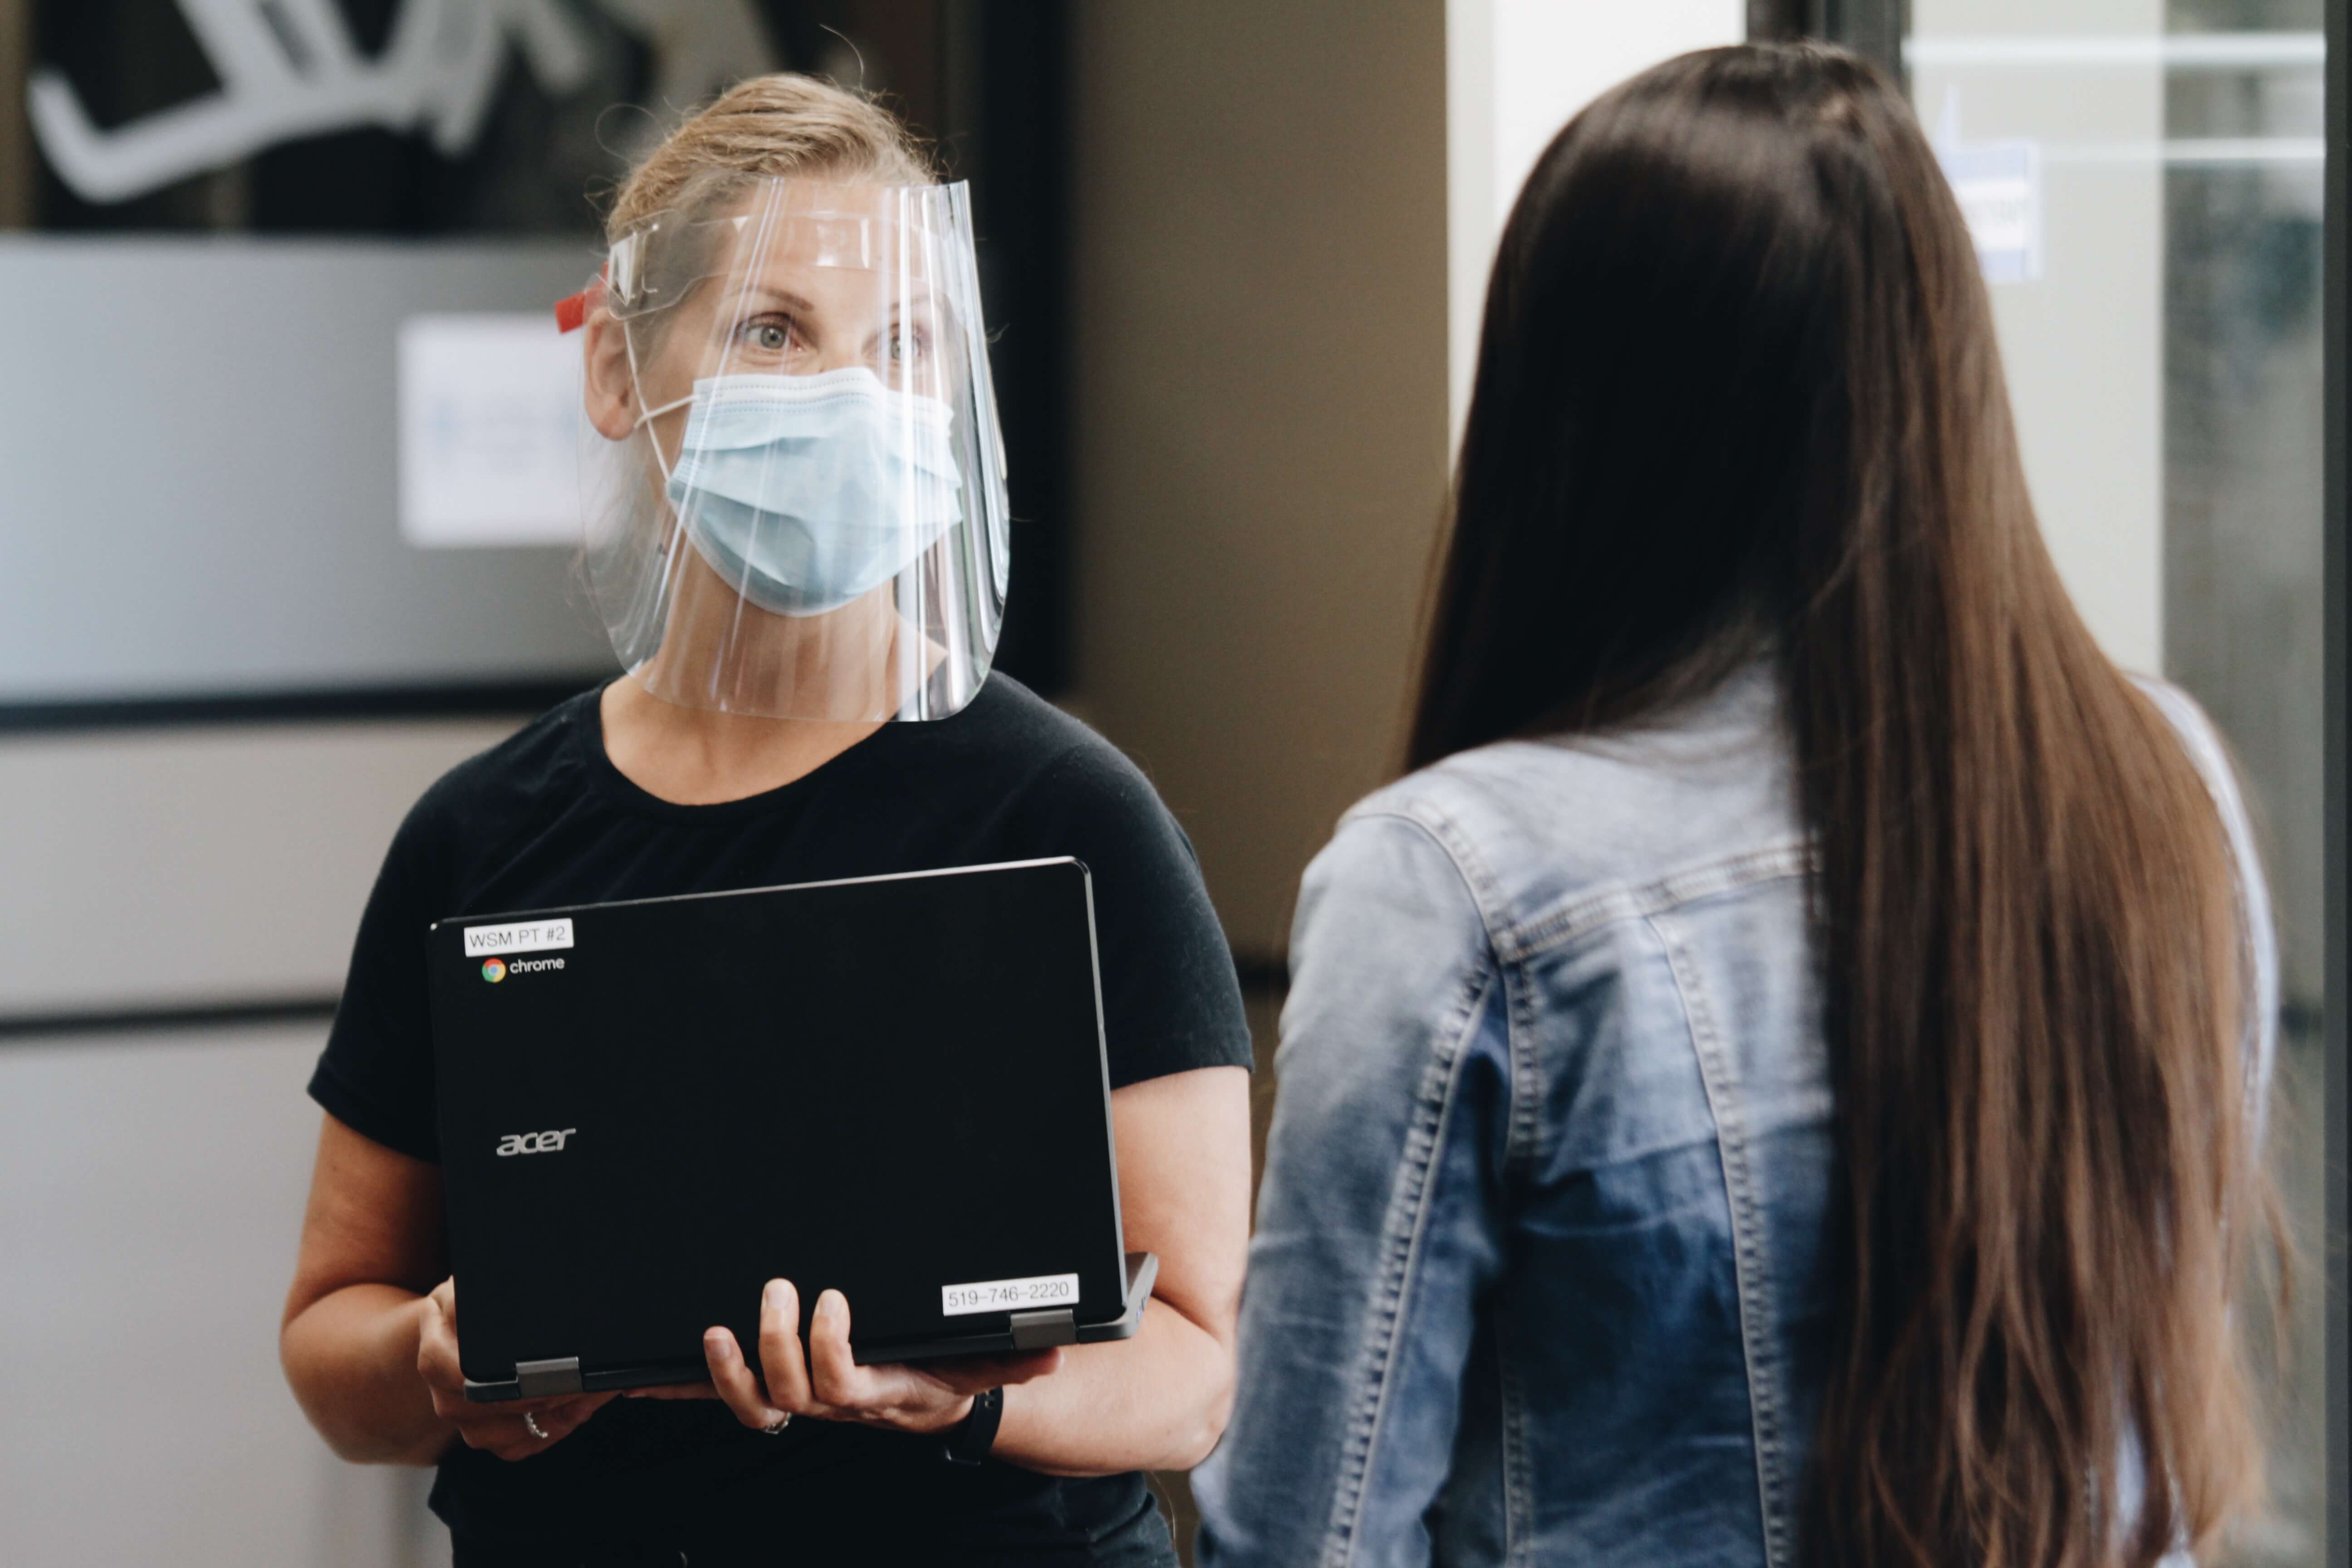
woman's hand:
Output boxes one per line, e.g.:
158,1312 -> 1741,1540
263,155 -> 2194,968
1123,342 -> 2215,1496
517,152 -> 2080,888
415,1277 -> 617,1461
702,1278 -> 1061,1436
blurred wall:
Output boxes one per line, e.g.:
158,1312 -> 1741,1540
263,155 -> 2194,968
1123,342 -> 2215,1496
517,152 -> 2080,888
0,724 -> 505,1567
1910,0 -> 2167,671
1063,1 -> 1754,961
0,724 -> 516,1014
1067,0 -> 1453,959
1447,0 -> 1745,428
0,1022 -> 454,1568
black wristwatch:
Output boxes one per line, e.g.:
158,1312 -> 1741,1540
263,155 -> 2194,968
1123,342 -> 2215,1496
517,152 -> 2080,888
941,1387 -> 1004,1466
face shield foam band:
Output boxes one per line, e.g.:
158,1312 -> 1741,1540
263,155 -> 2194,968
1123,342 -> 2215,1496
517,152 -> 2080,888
574,176 -> 1011,724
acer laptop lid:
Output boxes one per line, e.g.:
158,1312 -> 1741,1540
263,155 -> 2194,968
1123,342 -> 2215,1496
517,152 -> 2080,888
427,857 -> 1153,1402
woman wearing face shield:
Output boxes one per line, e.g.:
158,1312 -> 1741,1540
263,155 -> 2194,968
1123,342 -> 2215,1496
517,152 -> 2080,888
278,75 -> 1253,1567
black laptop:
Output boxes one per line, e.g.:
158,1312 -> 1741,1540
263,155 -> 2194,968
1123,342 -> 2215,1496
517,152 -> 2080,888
426,857 -> 1154,1402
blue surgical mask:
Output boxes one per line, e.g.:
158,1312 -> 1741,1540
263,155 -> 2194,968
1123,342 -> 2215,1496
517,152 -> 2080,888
657,368 -> 964,617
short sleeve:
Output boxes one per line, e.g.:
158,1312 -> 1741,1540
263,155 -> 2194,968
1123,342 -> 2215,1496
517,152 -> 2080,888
1011,745 -> 1253,1089
308,795 -> 447,1162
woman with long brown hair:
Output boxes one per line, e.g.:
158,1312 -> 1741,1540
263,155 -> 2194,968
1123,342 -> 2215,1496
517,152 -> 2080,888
1195,42 -> 2276,1568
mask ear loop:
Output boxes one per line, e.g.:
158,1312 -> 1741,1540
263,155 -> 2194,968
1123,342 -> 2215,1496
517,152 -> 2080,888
621,321 -> 705,644
622,327 -> 696,486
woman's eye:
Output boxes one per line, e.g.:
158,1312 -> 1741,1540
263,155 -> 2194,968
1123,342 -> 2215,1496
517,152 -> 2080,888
887,329 -> 927,364
753,323 -> 791,352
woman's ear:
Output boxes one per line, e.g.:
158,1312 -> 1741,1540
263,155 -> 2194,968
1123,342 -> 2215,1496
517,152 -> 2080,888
582,311 -> 640,441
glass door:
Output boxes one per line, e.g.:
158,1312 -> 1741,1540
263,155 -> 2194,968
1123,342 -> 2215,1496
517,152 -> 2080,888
1903,0 -> 2330,1561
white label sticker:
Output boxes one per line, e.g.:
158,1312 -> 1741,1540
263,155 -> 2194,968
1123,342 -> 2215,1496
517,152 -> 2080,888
463,918 -> 575,957
941,1273 -> 1079,1317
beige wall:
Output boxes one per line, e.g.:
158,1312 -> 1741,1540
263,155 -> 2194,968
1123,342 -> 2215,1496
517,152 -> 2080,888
1068,0 -> 1453,958
1,1024 -> 450,1568
0,722 -> 519,1015
0,720 -> 498,1565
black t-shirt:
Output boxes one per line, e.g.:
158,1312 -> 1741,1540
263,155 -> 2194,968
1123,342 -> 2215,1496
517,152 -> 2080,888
311,675 -> 1251,1560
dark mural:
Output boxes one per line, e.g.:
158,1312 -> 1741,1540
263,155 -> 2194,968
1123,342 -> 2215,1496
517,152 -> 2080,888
28,1 -> 942,234
11,0 -> 1071,697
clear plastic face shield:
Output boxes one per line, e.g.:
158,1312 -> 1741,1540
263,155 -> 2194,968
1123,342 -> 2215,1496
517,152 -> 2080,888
569,177 -> 1010,721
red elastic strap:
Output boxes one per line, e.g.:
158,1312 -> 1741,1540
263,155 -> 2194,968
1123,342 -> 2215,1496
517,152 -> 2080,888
554,266 -> 607,333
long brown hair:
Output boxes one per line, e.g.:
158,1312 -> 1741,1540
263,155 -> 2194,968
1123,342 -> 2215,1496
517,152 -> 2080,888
1409,44 -> 2270,1568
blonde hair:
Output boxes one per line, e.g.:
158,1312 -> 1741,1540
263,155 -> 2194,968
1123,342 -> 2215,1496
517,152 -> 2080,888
605,73 -> 934,240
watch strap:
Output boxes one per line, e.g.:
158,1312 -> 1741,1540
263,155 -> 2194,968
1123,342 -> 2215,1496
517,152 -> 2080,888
941,1386 -> 1004,1466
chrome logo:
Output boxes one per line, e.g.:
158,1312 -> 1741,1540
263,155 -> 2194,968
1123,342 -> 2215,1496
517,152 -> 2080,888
480,959 -> 507,983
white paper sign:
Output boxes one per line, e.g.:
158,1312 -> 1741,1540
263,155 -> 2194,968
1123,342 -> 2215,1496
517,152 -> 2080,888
1939,140 -> 2043,284
399,313 -> 585,548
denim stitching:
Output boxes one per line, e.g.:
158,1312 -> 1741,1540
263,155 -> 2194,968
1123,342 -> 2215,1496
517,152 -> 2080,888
1373,805 -> 1546,1171
1318,965 -> 1499,1568
1373,807 -> 1542,1556
1499,1308 -> 1535,1567
1655,913 -> 1791,1568
1499,839 -> 1814,964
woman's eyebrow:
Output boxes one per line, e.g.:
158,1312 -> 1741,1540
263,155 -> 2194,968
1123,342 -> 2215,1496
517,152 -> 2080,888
740,284 -> 817,314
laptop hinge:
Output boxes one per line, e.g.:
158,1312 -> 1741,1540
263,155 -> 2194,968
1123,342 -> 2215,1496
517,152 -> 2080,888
514,1357 -> 583,1398
1008,1308 -> 1077,1350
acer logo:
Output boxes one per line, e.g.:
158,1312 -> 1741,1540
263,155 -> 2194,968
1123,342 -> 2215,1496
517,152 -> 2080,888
495,1129 -> 577,1157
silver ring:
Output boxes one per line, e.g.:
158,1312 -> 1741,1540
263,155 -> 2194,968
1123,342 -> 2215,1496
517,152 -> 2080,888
761,1413 -> 792,1436
523,1411 -> 550,1441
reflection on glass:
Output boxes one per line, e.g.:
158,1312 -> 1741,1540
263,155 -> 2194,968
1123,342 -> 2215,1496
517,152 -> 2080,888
1906,1 -> 2325,1561
2163,5 -> 2322,1555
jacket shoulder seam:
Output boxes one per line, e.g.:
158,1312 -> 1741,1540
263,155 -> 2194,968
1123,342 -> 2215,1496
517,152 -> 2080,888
1337,806 -> 1542,1167
1499,838 -> 1815,962
1337,805 -> 1510,953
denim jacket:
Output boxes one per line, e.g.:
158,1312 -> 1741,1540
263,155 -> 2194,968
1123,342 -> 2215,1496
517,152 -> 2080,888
1193,664 -> 2273,1568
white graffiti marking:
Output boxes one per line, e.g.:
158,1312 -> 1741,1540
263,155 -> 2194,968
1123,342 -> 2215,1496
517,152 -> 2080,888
27,0 -> 776,206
